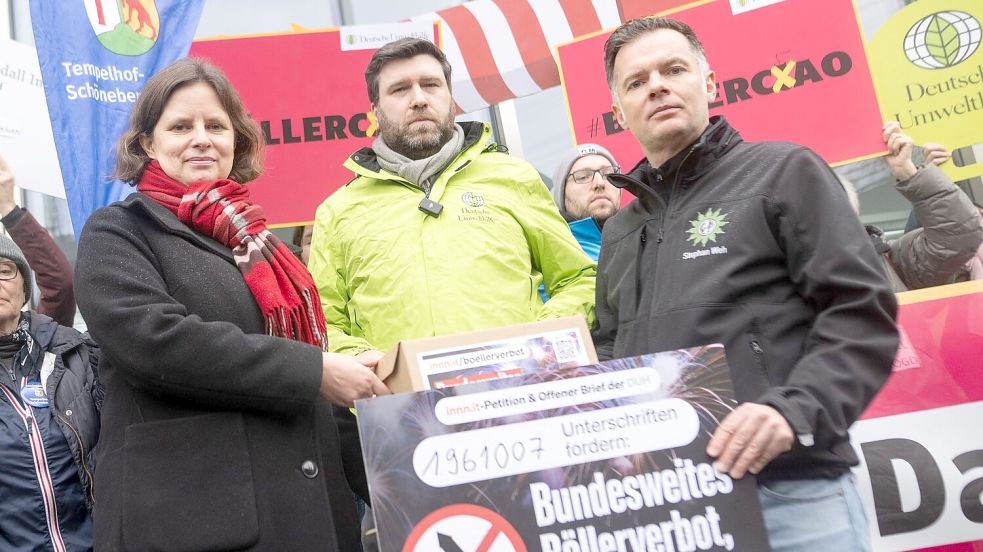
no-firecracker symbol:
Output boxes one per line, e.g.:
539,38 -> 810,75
402,504 -> 527,552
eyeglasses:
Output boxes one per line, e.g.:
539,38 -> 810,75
0,262 -> 19,281
567,166 -> 620,185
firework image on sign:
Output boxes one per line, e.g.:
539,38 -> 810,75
356,345 -> 772,551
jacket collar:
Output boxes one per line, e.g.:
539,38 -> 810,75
118,192 -> 236,263
344,121 -> 488,179
608,116 -> 742,206
27,311 -> 84,355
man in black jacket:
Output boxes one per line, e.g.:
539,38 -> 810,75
594,16 -> 899,551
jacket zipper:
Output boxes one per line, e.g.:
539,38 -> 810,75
748,326 -> 767,380
746,331 -> 814,445
651,147 -> 698,312
632,171 -> 666,314
53,409 -> 95,503
635,227 -> 647,310
659,147 -> 696,241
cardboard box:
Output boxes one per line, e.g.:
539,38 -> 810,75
375,315 -> 597,393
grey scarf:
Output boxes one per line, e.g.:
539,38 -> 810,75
373,124 -> 466,190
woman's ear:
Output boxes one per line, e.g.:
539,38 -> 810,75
138,134 -> 157,160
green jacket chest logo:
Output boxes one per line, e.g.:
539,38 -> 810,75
686,208 -> 729,247
457,191 -> 493,223
461,191 -> 485,208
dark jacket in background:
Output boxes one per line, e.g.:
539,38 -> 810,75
74,194 -> 365,552
594,117 -> 899,482
0,312 -> 101,552
2,207 -> 76,326
866,164 -> 983,292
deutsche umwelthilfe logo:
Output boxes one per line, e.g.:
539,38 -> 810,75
903,11 -> 981,69
461,192 -> 485,208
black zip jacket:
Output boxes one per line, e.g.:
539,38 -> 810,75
593,117 -> 899,481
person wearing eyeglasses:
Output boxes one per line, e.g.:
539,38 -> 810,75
0,233 -> 101,552
551,144 -> 622,262
0,153 -> 76,327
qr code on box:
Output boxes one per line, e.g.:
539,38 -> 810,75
551,334 -> 580,364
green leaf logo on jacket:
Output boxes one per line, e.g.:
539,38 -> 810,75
687,208 -> 729,247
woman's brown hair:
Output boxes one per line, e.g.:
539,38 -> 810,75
113,58 -> 264,184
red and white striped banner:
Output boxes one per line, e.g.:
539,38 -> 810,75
408,0 -> 695,113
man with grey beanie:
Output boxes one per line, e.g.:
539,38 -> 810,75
551,143 -> 622,262
0,232 -> 101,551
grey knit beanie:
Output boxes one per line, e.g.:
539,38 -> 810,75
551,143 -> 619,221
0,234 -> 32,305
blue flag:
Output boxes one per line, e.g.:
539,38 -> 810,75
30,0 -> 205,238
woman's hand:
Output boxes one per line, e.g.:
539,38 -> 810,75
883,121 -> 918,181
921,143 -> 952,166
354,349 -> 385,368
319,352 -> 390,408
0,154 -> 17,217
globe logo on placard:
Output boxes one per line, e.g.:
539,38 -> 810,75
903,11 -> 981,69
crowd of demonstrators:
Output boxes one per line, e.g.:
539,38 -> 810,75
844,123 -> 983,292
72,59 -> 386,551
5,18 -> 981,552
592,17 -> 898,551
307,37 -> 597,371
0,233 -> 101,552
0,154 -> 76,327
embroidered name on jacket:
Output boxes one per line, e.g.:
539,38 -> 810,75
682,245 -> 730,260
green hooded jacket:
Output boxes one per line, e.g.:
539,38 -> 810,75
309,122 -> 597,355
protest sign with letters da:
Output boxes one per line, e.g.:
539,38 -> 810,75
850,281 -> 983,552
356,344 -> 771,552
557,0 -> 884,181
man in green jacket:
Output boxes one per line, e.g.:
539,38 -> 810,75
309,37 -> 596,362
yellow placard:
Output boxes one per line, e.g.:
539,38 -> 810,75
869,0 -> 983,181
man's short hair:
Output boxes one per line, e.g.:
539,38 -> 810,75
603,17 -> 709,98
365,37 -> 453,105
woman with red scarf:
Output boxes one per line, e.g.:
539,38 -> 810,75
74,59 -> 387,552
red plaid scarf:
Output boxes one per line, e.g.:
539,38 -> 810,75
137,161 -> 327,348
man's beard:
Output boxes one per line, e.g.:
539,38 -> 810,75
566,194 -> 619,225
376,105 -> 457,160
